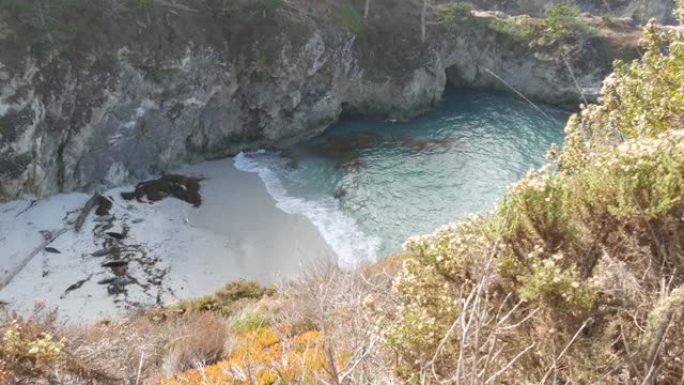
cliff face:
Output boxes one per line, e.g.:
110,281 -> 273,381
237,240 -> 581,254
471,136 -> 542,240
0,0 -> 639,201
441,15 -> 641,106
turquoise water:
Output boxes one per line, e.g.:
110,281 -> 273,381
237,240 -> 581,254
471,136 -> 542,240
235,90 -> 568,265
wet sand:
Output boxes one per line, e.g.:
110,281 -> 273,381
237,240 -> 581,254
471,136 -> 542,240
0,159 -> 334,323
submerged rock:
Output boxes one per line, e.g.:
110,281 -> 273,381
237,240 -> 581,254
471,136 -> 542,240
292,132 -> 455,170
334,188 -> 348,199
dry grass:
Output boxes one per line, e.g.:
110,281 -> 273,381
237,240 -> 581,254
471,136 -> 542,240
64,316 -> 165,384
0,281 -> 279,385
275,262 -> 397,384
160,261 -> 402,385
162,312 -> 228,374
3,252 -> 682,384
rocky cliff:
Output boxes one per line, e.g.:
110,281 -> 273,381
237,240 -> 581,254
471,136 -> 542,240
441,12 -> 641,106
0,0 -> 640,201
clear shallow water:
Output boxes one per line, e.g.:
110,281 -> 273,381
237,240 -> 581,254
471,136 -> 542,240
235,90 -> 568,265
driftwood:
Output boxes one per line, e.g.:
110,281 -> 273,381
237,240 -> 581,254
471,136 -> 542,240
0,194 -> 111,290
75,193 -> 112,232
0,228 -> 68,290
74,194 -> 101,232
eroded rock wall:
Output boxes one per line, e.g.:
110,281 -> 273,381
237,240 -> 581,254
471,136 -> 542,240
441,20 -> 641,107
0,0 -> 639,201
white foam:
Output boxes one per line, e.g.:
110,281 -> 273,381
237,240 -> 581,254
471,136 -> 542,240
234,151 -> 379,267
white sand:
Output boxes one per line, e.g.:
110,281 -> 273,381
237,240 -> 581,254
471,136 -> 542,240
0,159 -> 334,323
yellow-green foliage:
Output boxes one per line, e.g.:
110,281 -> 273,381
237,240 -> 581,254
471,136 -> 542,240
436,3 -> 581,44
2,320 -> 64,369
436,2 -> 474,25
334,4 -> 368,35
516,251 -> 595,314
542,4 -> 580,40
0,307 -> 66,383
562,22 -> 684,171
541,4 -> 591,41
378,3 -> 684,382
487,17 -> 535,41
231,312 -> 272,333
149,280 -> 276,318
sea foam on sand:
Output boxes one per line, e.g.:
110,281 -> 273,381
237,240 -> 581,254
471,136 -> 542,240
0,159 -> 334,323
234,151 -> 380,267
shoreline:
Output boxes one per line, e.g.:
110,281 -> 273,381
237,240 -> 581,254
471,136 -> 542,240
0,158 -> 335,323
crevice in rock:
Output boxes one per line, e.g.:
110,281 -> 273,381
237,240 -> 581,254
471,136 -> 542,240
56,141 -> 66,193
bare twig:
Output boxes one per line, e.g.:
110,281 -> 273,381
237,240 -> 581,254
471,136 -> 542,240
485,342 -> 536,385
135,351 -> 144,385
539,318 -> 592,385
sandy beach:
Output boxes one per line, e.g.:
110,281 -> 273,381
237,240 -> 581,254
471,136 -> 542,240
0,158 -> 334,323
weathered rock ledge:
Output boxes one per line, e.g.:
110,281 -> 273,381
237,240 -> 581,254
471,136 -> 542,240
0,0 -> 641,201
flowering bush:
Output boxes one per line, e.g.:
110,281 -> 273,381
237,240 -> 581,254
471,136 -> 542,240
378,2 -> 684,382
2,320 -> 65,369
0,306 -> 66,384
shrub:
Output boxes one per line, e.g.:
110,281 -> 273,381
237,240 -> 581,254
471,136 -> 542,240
148,280 -> 276,318
487,17 -> 535,41
561,23 -> 684,172
541,3 -> 590,41
377,2 -> 684,382
2,321 -> 64,370
0,304 -> 65,381
503,167 -> 579,252
334,4 -> 368,35
517,252 -> 596,315
231,312 -> 272,333
436,2 -> 493,33
436,2 -> 473,24
547,3 -> 581,19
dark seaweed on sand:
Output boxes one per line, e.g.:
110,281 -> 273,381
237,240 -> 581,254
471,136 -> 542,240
121,174 -> 203,206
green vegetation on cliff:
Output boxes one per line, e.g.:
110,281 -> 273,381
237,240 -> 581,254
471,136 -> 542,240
334,3 -> 369,35
436,2 -> 593,44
